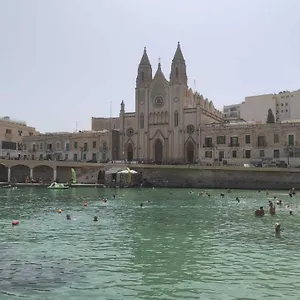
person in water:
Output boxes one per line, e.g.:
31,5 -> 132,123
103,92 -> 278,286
236,197 -> 240,203
140,203 -> 143,208
66,214 -> 71,220
269,203 -> 276,215
93,216 -> 98,222
275,223 -> 281,236
255,207 -> 265,216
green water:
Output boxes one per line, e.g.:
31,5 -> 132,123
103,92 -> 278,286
1,187 -> 300,300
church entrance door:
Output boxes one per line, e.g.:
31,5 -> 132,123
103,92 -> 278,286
127,144 -> 133,162
187,142 -> 194,163
154,139 -> 163,164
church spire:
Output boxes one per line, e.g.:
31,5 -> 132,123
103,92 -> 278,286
139,47 -> 151,66
172,42 -> 185,62
170,42 -> 187,86
136,47 -> 152,88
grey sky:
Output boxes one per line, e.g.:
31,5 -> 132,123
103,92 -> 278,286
1,0 -> 299,133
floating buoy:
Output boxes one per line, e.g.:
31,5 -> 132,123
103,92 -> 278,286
12,220 -> 19,226
58,209 -> 62,213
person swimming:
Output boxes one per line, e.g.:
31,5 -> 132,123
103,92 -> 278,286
289,210 -> 293,215
66,214 -> 71,220
255,207 -> 265,216
140,203 -> 143,208
93,216 -> 98,222
275,223 -> 281,236
269,203 -> 276,215
220,193 -> 225,198
236,197 -> 240,203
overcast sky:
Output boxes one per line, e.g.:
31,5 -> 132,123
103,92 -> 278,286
1,0 -> 299,133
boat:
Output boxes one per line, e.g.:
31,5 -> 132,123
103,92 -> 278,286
47,182 -> 69,189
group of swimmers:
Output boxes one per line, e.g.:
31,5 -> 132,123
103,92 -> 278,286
254,189 -> 297,235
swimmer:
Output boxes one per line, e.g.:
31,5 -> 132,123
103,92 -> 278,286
289,210 -> 293,215
220,193 -> 225,198
66,214 -> 71,220
236,197 -> 240,203
140,203 -> 143,208
277,199 -> 282,205
275,223 -> 281,236
255,207 -> 265,216
292,188 -> 296,195
268,201 -> 273,207
93,216 -> 98,222
113,195 -> 116,199
269,204 -> 276,215
266,190 -> 269,196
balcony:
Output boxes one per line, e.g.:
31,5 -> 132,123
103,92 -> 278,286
203,143 -> 214,148
256,141 -> 268,148
228,143 -> 240,147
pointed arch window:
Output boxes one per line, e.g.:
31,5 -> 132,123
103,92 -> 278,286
174,111 -> 179,127
140,113 -> 144,129
175,67 -> 179,78
141,71 -> 144,82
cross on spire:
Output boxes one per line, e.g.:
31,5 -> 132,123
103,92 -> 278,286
158,56 -> 161,64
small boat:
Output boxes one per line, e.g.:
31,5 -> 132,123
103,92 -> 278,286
47,182 -> 69,189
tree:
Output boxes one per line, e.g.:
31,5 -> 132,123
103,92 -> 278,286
266,109 -> 275,123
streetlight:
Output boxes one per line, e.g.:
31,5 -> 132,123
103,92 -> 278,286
285,146 -> 293,166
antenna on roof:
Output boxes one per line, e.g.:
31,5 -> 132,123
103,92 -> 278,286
109,101 -> 112,130
75,121 -> 78,132
193,79 -> 197,91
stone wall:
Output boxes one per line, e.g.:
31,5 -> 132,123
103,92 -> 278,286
134,166 -> 300,189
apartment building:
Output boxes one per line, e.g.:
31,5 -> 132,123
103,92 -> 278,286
199,121 -> 300,166
0,116 -> 37,159
21,129 -> 120,162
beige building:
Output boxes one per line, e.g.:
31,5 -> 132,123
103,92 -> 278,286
22,129 -> 120,162
92,43 -> 224,163
223,104 -> 241,120
199,121 -> 300,166
237,89 -> 300,123
0,116 -> 37,159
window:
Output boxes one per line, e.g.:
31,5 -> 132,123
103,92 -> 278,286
103,142 -> 107,152
74,142 -> 78,149
230,137 -> 239,146
74,153 -> 78,161
286,109 -> 288,112
141,71 -> 144,82
92,141 -> 96,149
259,150 -> 265,157
18,130 -> 22,136
274,134 -> 279,143
65,153 -> 68,160
245,134 -> 251,144
84,142 -> 88,151
40,143 -> 43,150
32,144 -> 36,152
232,150 -> 237,158
274,149 -> 280,158
257,135 -> 266,147
56,142 -> 60,150
65,143 -> 70,151
216,136 -> 226,144
281,103 -> 283,106
5,129 -> 12,134
245,150 -> 251,158
83,153 -> 87,160
174,111 -> 179,127
47,143 -> 52,150
39,154 -> 43,160
288,134 -> 294,146
204,137 -> 213,147
205,151 -> 212,158
175,67 -> 179,78
140,113 -> 144,129
92,153 -> 97,161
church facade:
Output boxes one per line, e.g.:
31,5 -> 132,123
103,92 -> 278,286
93,43 -> 224,163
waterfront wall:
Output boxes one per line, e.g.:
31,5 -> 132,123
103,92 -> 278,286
134,166 -> 300,189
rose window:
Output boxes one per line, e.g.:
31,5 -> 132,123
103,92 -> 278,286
186,125 -> 195,134
154,96 -> 164,107
127,128 -> 134,137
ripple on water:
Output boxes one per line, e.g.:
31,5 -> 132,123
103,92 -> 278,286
1,188 -> 300,299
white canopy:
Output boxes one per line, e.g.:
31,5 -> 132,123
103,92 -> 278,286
118,169 -> 138,174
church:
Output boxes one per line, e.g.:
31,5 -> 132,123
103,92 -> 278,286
92,43 -> 224,163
